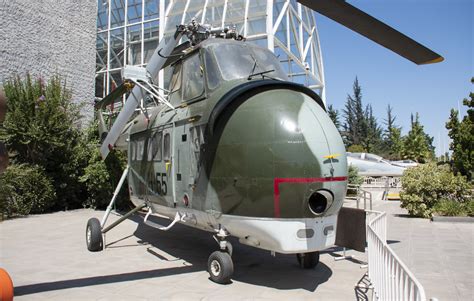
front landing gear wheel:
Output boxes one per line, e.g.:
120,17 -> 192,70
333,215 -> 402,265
208,251 -> 233,284
297,251 -> 320,269
86,218 -> 103,252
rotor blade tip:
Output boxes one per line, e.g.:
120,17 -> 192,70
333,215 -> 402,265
419,56 -> 444,65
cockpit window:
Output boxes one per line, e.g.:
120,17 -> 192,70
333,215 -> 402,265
204,50 -> 221,90
182,53 -> 204,101
209,43 -> 287,82
169,63 -> 182,93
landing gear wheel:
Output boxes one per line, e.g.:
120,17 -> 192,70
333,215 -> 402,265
0,268 -> 14,301
208,251 -> 234,284
86,218 -> 103,252
297,251 -> 320,269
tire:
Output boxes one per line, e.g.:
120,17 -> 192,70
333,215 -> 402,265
86,218 -> 103,252
296,251 -> 320,269
208,251 -> 234,284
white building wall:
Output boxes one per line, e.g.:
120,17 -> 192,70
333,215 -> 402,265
0,0 -> 97,120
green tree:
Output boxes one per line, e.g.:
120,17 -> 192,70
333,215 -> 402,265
401,113 -> 433,163
0,74 -> 87,210
362,104 -> 383,153
343,77 -> 367,147
382,104 -> 403,159
327,104 -> 340,130
446,82 -> 474,180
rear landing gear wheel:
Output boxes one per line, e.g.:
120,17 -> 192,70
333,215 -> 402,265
86,218 -> 103,252
297,251 -> 320,269
208,251 -> 233,284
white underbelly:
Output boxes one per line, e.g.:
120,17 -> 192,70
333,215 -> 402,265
137,198 -> 337,254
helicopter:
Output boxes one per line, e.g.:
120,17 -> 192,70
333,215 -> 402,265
86,0 -> 443,284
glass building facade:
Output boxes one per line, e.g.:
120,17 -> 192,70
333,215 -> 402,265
96,0 -> 326,105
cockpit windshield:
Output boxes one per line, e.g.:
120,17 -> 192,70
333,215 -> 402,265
206,42 -> 287,84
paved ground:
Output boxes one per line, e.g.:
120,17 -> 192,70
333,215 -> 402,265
349,188 -> 473,301
374,200 -> 474,301
0,209 -> 368,301
1,195 -> 472,300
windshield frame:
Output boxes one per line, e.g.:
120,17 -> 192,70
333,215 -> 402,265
204,42 -> 287,85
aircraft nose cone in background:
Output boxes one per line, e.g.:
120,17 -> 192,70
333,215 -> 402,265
208,87 -> 347,219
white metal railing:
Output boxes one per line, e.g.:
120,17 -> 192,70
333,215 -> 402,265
366,211 -> 427,301
363,176 -> 401,188
347,184 -> 373,210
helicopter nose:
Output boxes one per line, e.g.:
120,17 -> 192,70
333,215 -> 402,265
209,87 -> 347,219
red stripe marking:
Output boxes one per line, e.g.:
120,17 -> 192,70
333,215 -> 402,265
273,176 -> 348,218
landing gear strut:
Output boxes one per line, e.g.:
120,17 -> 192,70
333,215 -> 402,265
297,251 -> 320,269
208,226 -> 234,284
86,165 -> 147,252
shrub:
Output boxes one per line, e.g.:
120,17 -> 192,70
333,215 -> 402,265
348,165 -> 364,187
467,201 -> 474,217
432,199 -> 471,217
347,144 -> 365,153
347,165 -> 363,196
79,122 -> 129,210
0,74 -> 87,210
400,163 -> 472,218
0,164 -> 55,217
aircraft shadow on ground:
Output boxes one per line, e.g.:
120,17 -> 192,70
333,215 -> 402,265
129,212 -> 333,291
14,212 -> 334,296
14,265 -> 200,296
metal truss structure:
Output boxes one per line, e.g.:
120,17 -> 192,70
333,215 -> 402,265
96,0 -> 326,105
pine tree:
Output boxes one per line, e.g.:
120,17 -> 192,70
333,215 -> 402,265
343,89 -> 355,145
327,104 -> 340,130
446,82 -> 474,180
362,104 -> 383,153
383,104 -> 403,159
343,77 -> 367,148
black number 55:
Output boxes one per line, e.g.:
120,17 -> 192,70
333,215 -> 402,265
156,172 -> 168,195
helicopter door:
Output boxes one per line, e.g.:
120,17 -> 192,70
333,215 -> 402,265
173,125 -> 192,208
174,52 -> 205,209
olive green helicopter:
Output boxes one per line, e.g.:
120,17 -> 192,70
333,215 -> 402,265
86,0 -> 443,284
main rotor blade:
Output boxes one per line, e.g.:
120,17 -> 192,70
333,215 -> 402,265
298,0 -> 443,65
94,82 -> 131,110
99,30 -> 183,159
162,41 -> 192,69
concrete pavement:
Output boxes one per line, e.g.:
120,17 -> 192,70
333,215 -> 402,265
344,188 -> 474,301
0,209 -> 368,300
1,195 -> 472,300
374,200 -> 474,301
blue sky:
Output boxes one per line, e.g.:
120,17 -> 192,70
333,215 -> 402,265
315,0 -> 473,156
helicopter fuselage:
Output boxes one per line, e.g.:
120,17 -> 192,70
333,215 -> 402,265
126,39 -> 347,254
